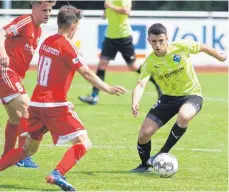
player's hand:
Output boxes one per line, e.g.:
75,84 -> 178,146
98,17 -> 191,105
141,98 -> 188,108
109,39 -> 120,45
104,1 -> 112,9
132,102 -> 139,118
0,54 -> 9,68
218,53 -> 227,62
110,85 -> 127,96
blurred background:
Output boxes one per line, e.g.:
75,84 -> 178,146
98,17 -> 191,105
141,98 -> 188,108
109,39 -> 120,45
1,1 -> 228,11
0,0 -> 228,69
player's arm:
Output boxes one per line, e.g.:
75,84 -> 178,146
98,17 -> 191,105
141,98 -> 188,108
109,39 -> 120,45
78,66 -> 127,96
199,44 -> 227,62
104,1 -> 131,15
0,28 -> 9,67
132,77 -> 149,117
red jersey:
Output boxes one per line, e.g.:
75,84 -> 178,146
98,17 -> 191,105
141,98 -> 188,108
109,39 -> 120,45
31,34 -> 85,103
3,14 -> 41,79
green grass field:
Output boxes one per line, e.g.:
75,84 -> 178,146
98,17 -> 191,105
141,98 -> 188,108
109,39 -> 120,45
0,71 -> 228,191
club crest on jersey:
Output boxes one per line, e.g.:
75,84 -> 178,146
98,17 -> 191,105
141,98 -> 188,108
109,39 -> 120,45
72,57 -> 80,64
173,54 -> 181,63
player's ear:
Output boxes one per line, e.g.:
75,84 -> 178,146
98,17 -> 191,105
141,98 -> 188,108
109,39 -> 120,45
73,23 -> 77,31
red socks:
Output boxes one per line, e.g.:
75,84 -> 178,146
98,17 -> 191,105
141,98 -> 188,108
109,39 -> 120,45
3,121 -> 20,155
56,144 -> 86,175
0,147 -> 26,171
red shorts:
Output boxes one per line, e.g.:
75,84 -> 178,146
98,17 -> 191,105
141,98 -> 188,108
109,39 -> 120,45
27,105 -> 85,145
0,68 -> 26,104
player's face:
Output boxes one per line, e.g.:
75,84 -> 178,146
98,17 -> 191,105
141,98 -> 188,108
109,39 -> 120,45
148,34 -> 168,57
32,2 -> 54,25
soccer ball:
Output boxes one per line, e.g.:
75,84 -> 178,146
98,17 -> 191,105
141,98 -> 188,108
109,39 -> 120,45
152,153 -> 178,178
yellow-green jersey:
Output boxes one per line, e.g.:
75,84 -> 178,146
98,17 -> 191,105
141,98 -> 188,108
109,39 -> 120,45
139,40 -> 202,96
105,0 -> 132,39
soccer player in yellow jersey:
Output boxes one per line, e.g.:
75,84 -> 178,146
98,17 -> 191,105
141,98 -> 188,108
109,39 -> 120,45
131,23 -> 227,172
79,0 -> 161,105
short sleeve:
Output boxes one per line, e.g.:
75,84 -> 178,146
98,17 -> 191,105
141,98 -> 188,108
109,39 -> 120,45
3,15 -> 31,37
176,39 -> 200,54
63,43 -> 87,71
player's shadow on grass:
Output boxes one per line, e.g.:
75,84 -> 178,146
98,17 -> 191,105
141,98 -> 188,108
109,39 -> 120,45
0,184 -> 57,191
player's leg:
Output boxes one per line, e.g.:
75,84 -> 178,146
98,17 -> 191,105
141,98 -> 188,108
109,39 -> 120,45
0,73 -> 29,154
3,93 -> 29,155
0,136 -> 41,171
79,37 -> 117,105
131,96 -> 179,172
159,95 -> 203,153
119,36 -> 162,98
54,132 -> 92,176
3,94 -> 39,168
130,117 -> 160,172
45,105 -> 89,191
46,132 -> 91,191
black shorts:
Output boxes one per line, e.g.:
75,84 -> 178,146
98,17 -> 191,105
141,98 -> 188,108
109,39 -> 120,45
101,36 -> 135,65
146,95 -> 203,127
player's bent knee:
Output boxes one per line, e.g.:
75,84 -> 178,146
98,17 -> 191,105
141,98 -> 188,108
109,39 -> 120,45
70,133 -> 92,151
128,63 -> 139,71
179,110 -> 196,124
98,60 -> 109,70
79,137 -> 92,151
181,114 -> 192,123
84,139 -> 92,151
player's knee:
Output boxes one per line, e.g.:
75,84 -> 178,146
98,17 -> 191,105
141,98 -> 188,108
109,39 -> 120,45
84,139 -> 92,151
71,134 -> 92,151
98,59 -> 109,70
128,62 -> 139,71
177,113 -> 193,126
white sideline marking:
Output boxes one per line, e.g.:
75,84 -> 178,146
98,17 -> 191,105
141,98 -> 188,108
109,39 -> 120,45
0,142 -> 222,152
68,84 -> 229,103
40,144 -> 223,153
21,83 -> 228,103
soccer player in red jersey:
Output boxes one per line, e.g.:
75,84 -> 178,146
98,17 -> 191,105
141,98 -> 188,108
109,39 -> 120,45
0,5 -> 126,191
0,1 -> 56,168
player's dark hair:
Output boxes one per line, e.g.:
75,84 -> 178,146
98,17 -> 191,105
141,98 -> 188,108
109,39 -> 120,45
31,1 -> 56,7
148,23 -> 167,36
57,5 -> 82,29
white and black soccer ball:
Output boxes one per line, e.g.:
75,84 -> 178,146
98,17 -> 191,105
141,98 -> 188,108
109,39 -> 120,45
152,153 -> 178,178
